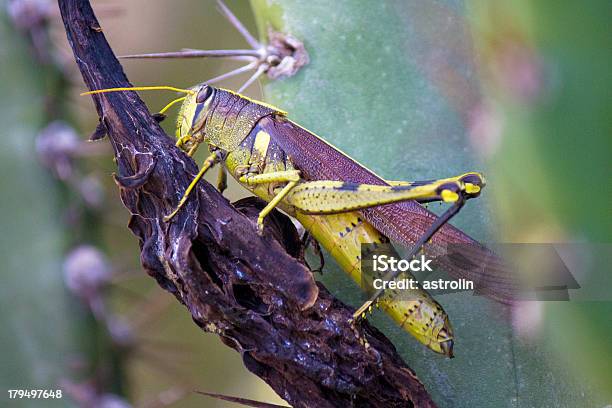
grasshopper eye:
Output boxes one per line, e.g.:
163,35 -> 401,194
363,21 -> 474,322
196,85 -> 213,103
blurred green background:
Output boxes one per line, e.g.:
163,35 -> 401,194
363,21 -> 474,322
1,0 -> 610,407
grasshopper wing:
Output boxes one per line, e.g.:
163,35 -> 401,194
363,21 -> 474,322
263,116 -> 519,303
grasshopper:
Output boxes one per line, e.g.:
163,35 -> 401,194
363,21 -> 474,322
84,83 -> 491,356
82,2 -> 515,357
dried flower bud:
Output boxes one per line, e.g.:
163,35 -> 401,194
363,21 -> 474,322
63,245 -> 111,299
36,120 -> 80,180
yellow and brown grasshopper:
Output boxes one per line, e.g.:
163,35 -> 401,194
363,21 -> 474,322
82,2 -> 515,357
84,83 -> 509,356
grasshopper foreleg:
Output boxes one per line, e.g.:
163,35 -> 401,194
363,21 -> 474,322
164,151 -> 223,221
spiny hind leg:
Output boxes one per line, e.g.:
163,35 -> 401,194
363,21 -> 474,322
239,170 -> 301,233
285,179 -> 467,214
164,151 -> 222,221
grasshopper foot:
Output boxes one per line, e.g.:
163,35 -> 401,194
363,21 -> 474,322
352,300 -> 374,321
256,217 -> 265,235
163,209 -> 179,222
164,198 -> 187,222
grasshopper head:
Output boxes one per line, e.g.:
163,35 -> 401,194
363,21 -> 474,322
176,84 -> 216,150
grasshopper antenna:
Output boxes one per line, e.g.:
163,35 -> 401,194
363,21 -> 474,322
80,86 -> 196,117
81,86 -> 196,96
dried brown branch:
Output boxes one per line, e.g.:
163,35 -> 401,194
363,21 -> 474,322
58,0 -> 436,406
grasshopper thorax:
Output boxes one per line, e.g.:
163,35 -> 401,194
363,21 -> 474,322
176,84 -> 285,153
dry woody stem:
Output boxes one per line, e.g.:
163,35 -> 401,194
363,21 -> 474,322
58,0 -> 436,406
